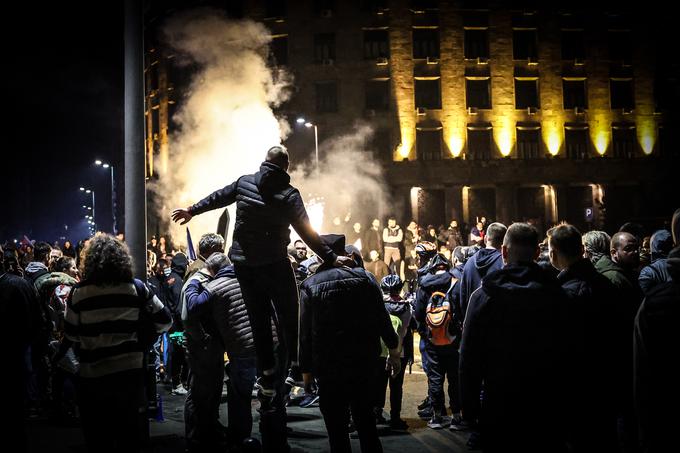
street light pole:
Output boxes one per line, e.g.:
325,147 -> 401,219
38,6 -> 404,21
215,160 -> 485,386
296,117 -> 320,174
80,187 -> 97,232
95,160 -> 117,234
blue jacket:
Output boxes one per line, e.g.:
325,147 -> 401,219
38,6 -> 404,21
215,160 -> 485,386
459,247 -> 503,319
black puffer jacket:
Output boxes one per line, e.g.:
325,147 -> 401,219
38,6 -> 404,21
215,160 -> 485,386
299,262 -> 398,377
188,162 -> 337,267
204,265 -> 278,358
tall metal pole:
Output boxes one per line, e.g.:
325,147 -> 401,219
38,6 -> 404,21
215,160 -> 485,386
110,165 -> 117,234
314,124 -> 319,174
91,191 -> 96,231
125,0 -> 147,279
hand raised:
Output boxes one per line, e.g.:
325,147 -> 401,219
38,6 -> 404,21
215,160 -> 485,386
171,208 -> 193,225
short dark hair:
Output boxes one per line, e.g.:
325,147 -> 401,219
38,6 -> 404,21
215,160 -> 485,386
618,222 -> 644,240
53,256 -> 75,274
293,239 -> 306,247
34,241 -> 52,263
265,145 -> 289,169
198,233 -> 225,257
205,252 -> 230,274
548,224 -> 583,259
486,222 -> 508,248
503,223 -> 539,263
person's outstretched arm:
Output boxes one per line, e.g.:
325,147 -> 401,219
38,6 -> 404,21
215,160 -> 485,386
172,179 -> 239,224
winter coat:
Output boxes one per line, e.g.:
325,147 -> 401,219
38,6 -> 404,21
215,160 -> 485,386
459,247 -> 503,319
595,255 -> 644,321
460,262 -> 569,437
414,270 -> 456,341
188,161 -> 337,267
298,263 -> 398,377
639,230 -> 673,295
165,254 -> 188,329
363,228 -> 383,256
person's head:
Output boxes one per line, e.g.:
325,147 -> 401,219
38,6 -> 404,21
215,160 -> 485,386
428,225 -> 436,236
380,274 -> 404,295
650,229 -> 673,261
502,223 -> 540,265
64,240 -> 72,249
450,220 -> 458,228
485,222 -> 508,249
159,236 -> 166,246
476,221 -> 483,230
353,222 -> 361,233
672,208 -> 680,246
415,241 -> 437,264
265,145 -> 290,171
293,239 -> 307,259
150,236 -> 157,246
430,253 -> 452,273
439,246 -> 451,261
618,222 -> 645,242
79,234 -> 133,285
198,233 -> 225,260
369,250 -> 380,262
480,216 -> 487,225
611,232 -> 639,270
547,224 -> 584,271
453,246 -> 465,266
372,218 -> 380,229
408,221 -> 417,230
582,230 -> 611,264
205,252 -> 230,276
53,256 -> 79,279
49,247 -> 63,265
116,232 -> 125,242
387,217 -> 396,228
33,241 -> 52,265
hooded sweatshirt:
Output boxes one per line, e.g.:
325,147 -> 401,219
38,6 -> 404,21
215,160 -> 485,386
459,247 -> 503,318
639,230 -> 673,295
188,161 -> 337,267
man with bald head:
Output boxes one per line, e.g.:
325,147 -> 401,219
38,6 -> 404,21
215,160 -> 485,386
172,145 -> 351,452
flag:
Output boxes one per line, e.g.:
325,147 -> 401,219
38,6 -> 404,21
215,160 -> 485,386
186,227 -> 197,261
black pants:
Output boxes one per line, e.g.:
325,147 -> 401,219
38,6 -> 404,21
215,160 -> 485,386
375,357 -> 407,420
319,371 -> 383,453
225,355 -> 257,443
425,342 -> 460,415
167,336 -> 188,388
184,337 -> 225,450
77,368 -> 146,453
235,260 -> 299,372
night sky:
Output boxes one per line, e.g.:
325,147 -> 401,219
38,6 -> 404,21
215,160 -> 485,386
6,2 -> 124,243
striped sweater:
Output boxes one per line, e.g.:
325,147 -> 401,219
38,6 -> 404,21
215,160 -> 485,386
64,279 -> 172,378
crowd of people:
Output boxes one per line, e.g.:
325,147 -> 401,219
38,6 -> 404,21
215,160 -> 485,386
2,145 -> 677,453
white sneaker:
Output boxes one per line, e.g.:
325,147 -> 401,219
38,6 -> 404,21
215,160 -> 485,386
172,385 -> 188,396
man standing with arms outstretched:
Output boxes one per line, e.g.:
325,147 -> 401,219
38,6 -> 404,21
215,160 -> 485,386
172,145 -> 350,452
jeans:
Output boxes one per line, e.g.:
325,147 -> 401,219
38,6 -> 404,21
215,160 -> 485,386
225,355 -> 257,443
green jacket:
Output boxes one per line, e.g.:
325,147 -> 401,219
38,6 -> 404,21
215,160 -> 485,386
594,256 -> 635,292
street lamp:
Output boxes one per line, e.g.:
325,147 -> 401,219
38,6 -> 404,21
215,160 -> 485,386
95,159 -> 117,234
296,117 -> 319,173
79,187 -> 96,231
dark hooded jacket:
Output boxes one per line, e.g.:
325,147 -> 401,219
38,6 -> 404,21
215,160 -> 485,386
188,162 -> 337,267
165,254 -> 188,330
298,236 -> 397,377
459,247 -> 503,319
595,255 -> 644,321
460,262 -> 568,438
414,270 -> 456,338
638,230 -> 673,295
634,247 -> 680,453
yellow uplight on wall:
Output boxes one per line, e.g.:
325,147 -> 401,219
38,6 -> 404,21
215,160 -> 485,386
638,123 -> 656,155
545,128 -> 562,156
398,140 -> 412,159
448,134 -> 465,158
495,121 -> 513,157
594,130 -> 609,155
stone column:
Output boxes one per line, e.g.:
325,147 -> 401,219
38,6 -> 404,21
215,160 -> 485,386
444,185 -> 464,223
495,184 -> 518,226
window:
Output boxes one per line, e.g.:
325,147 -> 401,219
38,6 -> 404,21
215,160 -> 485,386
610,79 -> 634,110
467,127 -> 492,160
415,78 -> 441,109
563,78 -> 587,109
413,28 -> 440,59
608,31 -> 632,64
365,79 -> 390,110
516,127 -> 541,159
612,126 -> 636,158
464,29 -> 489,59
513,29 -> 538,60
151,107 -> 159,137
315,81 -> 338,112
314,0 -> 335,15
364,30 -> 390,59
265,0 -> 286,18
361,0 -> 388,11
561,30 -> 585,61
515,78 -> 539,109
466,78 -> 491,109
314,33 -> 335,63
270,35 -> 288,66
417,129 -> 443,161
564,127 -> 589,160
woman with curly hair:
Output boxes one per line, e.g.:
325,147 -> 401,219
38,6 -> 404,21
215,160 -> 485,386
64,234 -> 172,453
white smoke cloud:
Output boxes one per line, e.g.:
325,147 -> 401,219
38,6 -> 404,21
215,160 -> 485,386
154,9 -> 388,252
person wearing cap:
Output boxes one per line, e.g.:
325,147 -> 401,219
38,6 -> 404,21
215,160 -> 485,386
172,146 -> 352,452
638,229 -> 673,295
299,234 -> 399,453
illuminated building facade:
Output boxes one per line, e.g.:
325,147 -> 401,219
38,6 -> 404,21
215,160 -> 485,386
145,0 -> 678,234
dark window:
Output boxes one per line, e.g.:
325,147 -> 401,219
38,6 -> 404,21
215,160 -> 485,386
561,30 -> 585,60
415,78 -> 441,109
314,0 -> 335,15
516,128 -> 541,159
464,29 -> 489,59
265,0 -> 286,18
565,128 -> 589,159
612,127 -> 636,158
417,129 -> 443,161
361,0 -> 388,11
563,79 -> 587,109
467,128 -> 492,160
314,33 -> 336,63
466,79 -> 491,109
270,35 -> 288,66
610,79 -> 634,110
411,0 -> 439,9
515,79 -> 539,109
365,80 -> 390,110
315,81 -> 338,112
513,29 -> 538,60
364,30 -> 390,59
413,28 -> 440,59
608,31 -> 632,63
151,107 -> 159,137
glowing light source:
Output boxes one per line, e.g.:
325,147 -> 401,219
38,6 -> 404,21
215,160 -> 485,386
638,123 -> 656,155
296,117 -> 306,124
306,197 -> 325,233
397,141 -> 412,159
495,122 -> 513,157
545,128 -> 562,156
448,134 -> 465,158
95,160 -> 102,166
594,130 -> 609,155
